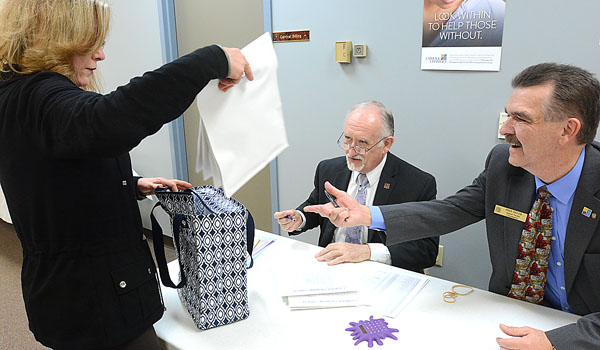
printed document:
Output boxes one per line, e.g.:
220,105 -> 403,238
359,268 -> 429,318
281,259 -> 428,315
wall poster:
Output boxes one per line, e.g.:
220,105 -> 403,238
421,0 -> 505,71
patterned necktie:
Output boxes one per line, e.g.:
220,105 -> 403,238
345,173 -> 369,244
508,186 -> 553,304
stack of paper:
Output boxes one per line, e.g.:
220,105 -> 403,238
288,291 -> 362,310
195,32 -> 288,196
280,260 -> 429,316
252,237 -> 276,260
358,269 -> 429,318
281,263 -> 363,310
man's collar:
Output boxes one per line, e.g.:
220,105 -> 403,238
535,147 -> 585,204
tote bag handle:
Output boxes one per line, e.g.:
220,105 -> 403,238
151,202 -> 186,288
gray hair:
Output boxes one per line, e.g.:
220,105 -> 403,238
512,63 -> 600,144
348,100 -> 395,138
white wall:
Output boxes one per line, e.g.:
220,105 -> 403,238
98,0 -> 174,231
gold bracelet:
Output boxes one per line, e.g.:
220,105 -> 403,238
443,284 -> 474,303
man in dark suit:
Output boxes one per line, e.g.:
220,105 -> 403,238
305,64 -> 600,349
274,101 -> 439,273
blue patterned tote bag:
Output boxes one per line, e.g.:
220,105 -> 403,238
150,186 -> 254,330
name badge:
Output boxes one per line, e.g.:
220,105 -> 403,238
494,205 -> 528,222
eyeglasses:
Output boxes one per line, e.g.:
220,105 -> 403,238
337,132 -> 386,155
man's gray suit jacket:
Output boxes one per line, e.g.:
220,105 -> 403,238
380,143 -> 600,349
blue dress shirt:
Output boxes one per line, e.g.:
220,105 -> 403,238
368,205 -> 386,231
536,147 -> 585,313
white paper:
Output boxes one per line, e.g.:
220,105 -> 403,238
421,47 -> 502,71
282,262 -> 363,310
280,260 -> 359,297
280,258 -> 427,313
248,237 -> 276,261
197,121 -> 222,187
280,270 -> 357,297
359,269 -> 429,318
196,32 -> 288,196
287,291 -> 363,309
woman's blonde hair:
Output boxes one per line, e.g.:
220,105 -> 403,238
0,0 -> 110,91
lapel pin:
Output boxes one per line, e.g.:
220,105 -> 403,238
581,207 -> 593,218
383,183 -> 390,190
593,213 -> 598,219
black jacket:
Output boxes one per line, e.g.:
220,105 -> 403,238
0,45 -> 228,349
294,153 -> 439,272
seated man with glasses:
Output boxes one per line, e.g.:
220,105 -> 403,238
274,101 -> 439,272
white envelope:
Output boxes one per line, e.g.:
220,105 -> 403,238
196,32 -> 288,196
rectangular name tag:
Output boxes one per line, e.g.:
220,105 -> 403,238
494,205 -> 528,222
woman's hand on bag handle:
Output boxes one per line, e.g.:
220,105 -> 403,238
218,47 -> 254,92
137,177 -> 192,196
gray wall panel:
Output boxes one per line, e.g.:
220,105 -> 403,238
272,0 -> 600,288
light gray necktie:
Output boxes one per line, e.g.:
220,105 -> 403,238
345,173 -> 369,244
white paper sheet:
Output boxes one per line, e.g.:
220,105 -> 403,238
280,259 -> 359,297
280,261 -> 428,313
196,32 -> 288,196
251,237 -> 276,260
281,261 -> 364,310
287,291 -> 363,310
359,269 -> 429,318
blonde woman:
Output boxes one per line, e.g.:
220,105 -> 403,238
0,0 -> 252,349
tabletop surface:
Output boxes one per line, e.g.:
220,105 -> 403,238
154,230 -> 580,350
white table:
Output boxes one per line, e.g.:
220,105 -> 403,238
155,230 -> 580,350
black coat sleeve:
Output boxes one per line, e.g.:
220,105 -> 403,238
23,45 -> 228,158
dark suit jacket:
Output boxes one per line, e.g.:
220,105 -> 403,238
380,143 -> 600,349
293,152 -> 439,273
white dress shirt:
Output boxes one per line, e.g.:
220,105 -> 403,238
297,154 -> 391,265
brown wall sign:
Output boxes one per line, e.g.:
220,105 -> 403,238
273,30 -> 310,43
